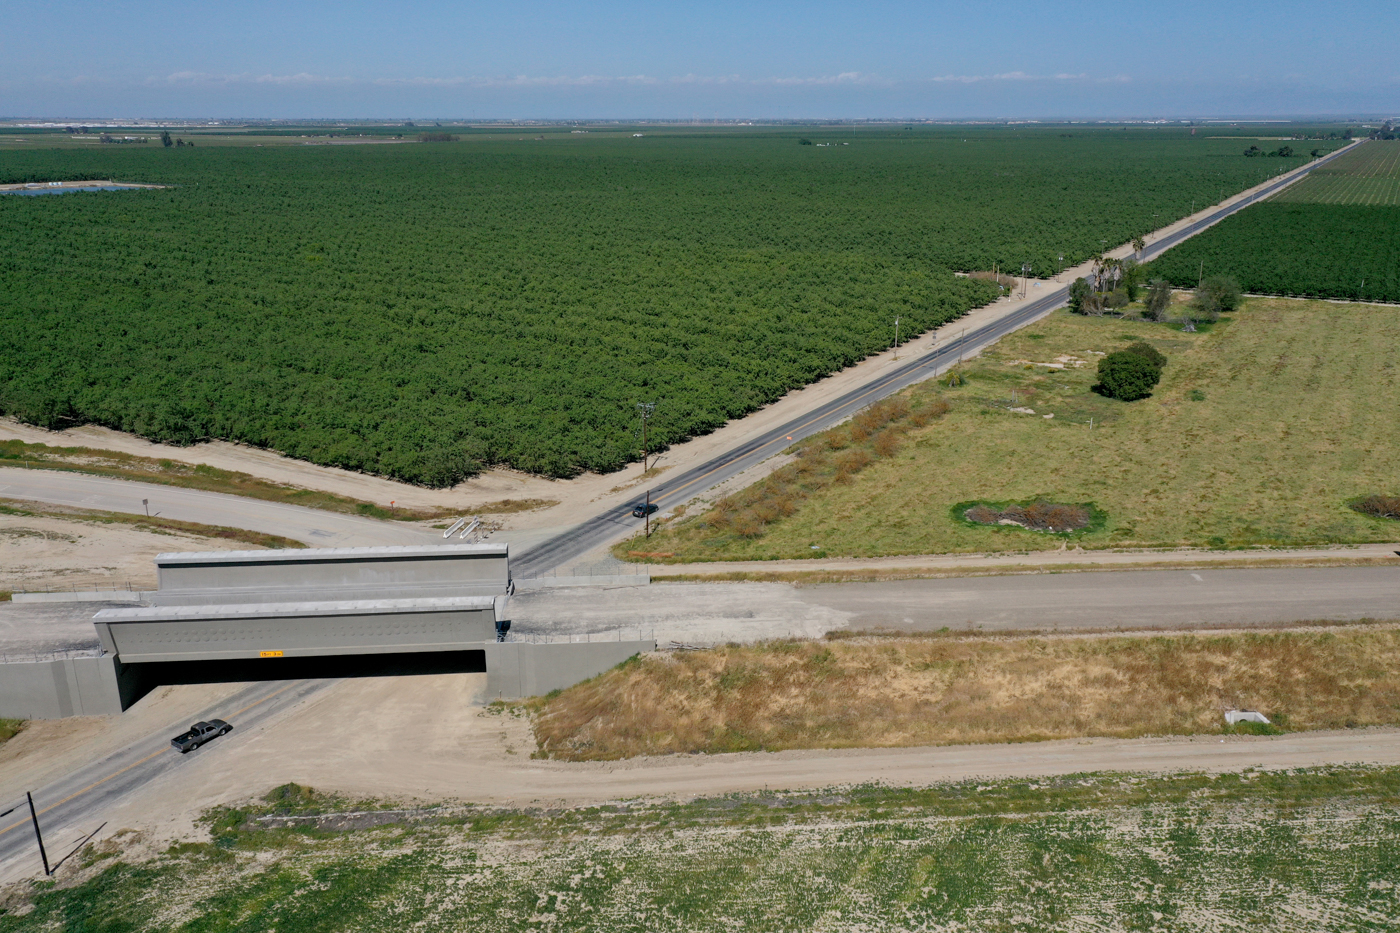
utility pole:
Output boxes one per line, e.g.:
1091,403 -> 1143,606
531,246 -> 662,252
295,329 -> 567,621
645,489 -> 652,537
636,402 -> 656,471
1197,259 -> 1205,290
893,316 -> 900,359
27,792 -> 50,875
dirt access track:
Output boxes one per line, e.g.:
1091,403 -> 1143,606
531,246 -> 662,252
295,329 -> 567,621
2,669 -> 1398,880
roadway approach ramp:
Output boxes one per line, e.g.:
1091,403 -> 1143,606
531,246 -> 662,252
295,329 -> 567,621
1,544 -> 652,719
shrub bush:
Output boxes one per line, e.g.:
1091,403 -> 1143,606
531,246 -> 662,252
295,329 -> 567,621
1097,350 -> 1162,401
1122,341 -> 1167,369
963,500 -> 1093,532
871,430 -> 902,459
1068,277 -> 1092,314
1195,274 -> 1242,318
1144,279 -> 1173,321
1351,495 -> 1400,521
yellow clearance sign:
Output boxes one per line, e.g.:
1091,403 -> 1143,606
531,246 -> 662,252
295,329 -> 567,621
260,650 -> 284,658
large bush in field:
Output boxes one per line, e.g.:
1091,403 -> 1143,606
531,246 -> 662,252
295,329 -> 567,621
1097,350 -> 1163,401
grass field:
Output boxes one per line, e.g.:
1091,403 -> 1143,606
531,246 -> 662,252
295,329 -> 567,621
0,126 -> 1310,483
5,768 -> 1400,931
1275,140 -> 1400,205
530,626 -> 1400,759
632,298 -> 1400,561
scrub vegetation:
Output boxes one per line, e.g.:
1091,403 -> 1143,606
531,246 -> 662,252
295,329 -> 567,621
5,768 -> 1400,931
632,298 -> 1400,560
0,128 -> 1302,484
530,626 -> 1400,760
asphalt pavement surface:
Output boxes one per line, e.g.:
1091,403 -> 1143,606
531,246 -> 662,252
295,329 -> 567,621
795,565 -> 1400,632
510,142 -> 1364,577
0,678 -> 333,878
0,149 -> 1373,880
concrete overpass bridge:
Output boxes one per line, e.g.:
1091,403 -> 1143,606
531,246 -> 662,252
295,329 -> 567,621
0,544 -> 650,719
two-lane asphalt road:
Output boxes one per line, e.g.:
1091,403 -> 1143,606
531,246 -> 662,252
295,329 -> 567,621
0,678 -> 334,878
511,141 -> 1363,577
0,143 -> 1362,575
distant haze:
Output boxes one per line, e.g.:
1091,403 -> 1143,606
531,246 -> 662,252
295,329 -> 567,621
2,0 -> 1396,120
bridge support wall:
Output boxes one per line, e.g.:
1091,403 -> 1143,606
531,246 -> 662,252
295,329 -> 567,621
484,640 -> 654,700
0,655 -> 126,720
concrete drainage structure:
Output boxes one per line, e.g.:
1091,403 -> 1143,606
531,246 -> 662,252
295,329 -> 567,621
0,544 -> 652,719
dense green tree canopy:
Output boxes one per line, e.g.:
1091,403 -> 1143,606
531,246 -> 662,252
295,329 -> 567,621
0,129 -> 1287,484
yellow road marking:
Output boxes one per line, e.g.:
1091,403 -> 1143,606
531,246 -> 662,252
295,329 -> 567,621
0,682 -> 302,840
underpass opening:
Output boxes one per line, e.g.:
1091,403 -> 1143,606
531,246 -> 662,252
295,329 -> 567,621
117,649 -> 487,707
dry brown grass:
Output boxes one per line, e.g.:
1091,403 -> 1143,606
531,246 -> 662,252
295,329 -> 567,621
648,395 -> 952,549
530,627 -> 1400,760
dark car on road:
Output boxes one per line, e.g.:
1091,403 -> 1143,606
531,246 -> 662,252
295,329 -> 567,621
171,719 -> 232,753
632,502 -> 659,518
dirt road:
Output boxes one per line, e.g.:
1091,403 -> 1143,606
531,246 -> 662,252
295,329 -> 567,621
5,669 -> 1394,884
0,468 -> 434,549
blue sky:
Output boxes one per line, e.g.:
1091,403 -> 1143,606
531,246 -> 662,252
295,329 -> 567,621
3,1 -> 1396,120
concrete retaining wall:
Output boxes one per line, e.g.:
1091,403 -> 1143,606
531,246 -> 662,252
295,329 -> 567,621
484,640 -> 654,700
0,655 -> 125,719
151,544 -> 510,605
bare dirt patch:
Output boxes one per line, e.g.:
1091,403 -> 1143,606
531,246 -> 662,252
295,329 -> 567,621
0,500 -> 294,593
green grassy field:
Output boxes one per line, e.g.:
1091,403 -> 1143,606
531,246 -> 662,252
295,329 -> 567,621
5,769 -> 1399,931
0,126 -> 1311,484
634,297 -> 1400,561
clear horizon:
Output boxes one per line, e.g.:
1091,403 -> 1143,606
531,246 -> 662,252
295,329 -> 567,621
3,0 -> 1396,120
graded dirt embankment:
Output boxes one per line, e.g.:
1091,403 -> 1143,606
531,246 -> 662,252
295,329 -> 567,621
0,498 -> 298,593
530,627 -> 1400,760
